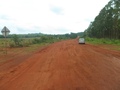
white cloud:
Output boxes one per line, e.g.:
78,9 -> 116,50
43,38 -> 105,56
0,0 -> 110,34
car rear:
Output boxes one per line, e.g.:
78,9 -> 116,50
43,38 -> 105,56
79,38 -> 85,44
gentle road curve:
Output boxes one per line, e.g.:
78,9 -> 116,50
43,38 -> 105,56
0,39 -> 120,90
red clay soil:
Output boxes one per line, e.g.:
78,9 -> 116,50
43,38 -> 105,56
0,39 -> 120,90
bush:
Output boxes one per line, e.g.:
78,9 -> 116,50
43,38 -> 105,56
11,34 -> 20,46
32,38 -> 40,44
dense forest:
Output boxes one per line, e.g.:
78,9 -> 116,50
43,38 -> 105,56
84,0 -> 120,39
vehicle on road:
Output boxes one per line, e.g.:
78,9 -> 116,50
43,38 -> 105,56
79,38 -> 85,44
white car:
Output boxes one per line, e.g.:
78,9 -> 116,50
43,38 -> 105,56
79,38 -> 85,44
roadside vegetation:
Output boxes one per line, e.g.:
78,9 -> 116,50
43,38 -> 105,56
0,35 -> 64,48
83,0 -> 120,51
0,32 -> 84,55
86,38 -> 120,45
9,35 -> 59,48
85,38 -> 120,51
84,0 -> 120,39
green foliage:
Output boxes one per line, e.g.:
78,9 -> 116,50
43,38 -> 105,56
32,36 -> 62,44
10,34 -> 31,47
85,0 -> 120,39
86,38 -> 120,45
71,33 -> 77,38
11,34 -> 20,46
32,38 -> 40,44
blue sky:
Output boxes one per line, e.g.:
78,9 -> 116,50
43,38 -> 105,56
0,0 -> 110,34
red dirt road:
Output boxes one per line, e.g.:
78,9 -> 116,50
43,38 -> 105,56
0,39 -> 120,90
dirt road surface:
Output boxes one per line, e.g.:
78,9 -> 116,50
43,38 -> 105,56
0,39 -> 120,90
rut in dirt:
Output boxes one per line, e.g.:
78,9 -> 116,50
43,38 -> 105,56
0,39 -> 120,90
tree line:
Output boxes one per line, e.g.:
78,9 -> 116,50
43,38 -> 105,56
84,0 -> 120,39
0,32 -> 84,39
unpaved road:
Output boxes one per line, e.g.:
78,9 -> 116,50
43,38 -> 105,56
0,39 -> 120,90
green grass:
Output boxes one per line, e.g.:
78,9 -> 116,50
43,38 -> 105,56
86,38 -> 120,45
85,38 -> 120,51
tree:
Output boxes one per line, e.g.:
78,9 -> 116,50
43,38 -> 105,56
85,0 -> 120,39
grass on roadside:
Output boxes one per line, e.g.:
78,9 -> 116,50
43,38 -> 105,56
86,38 -> 120,45
85,38 -> 120,51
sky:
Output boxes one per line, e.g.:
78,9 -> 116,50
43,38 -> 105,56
0,0 -> 110,34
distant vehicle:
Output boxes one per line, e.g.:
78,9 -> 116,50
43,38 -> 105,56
79,38 -> 85,44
